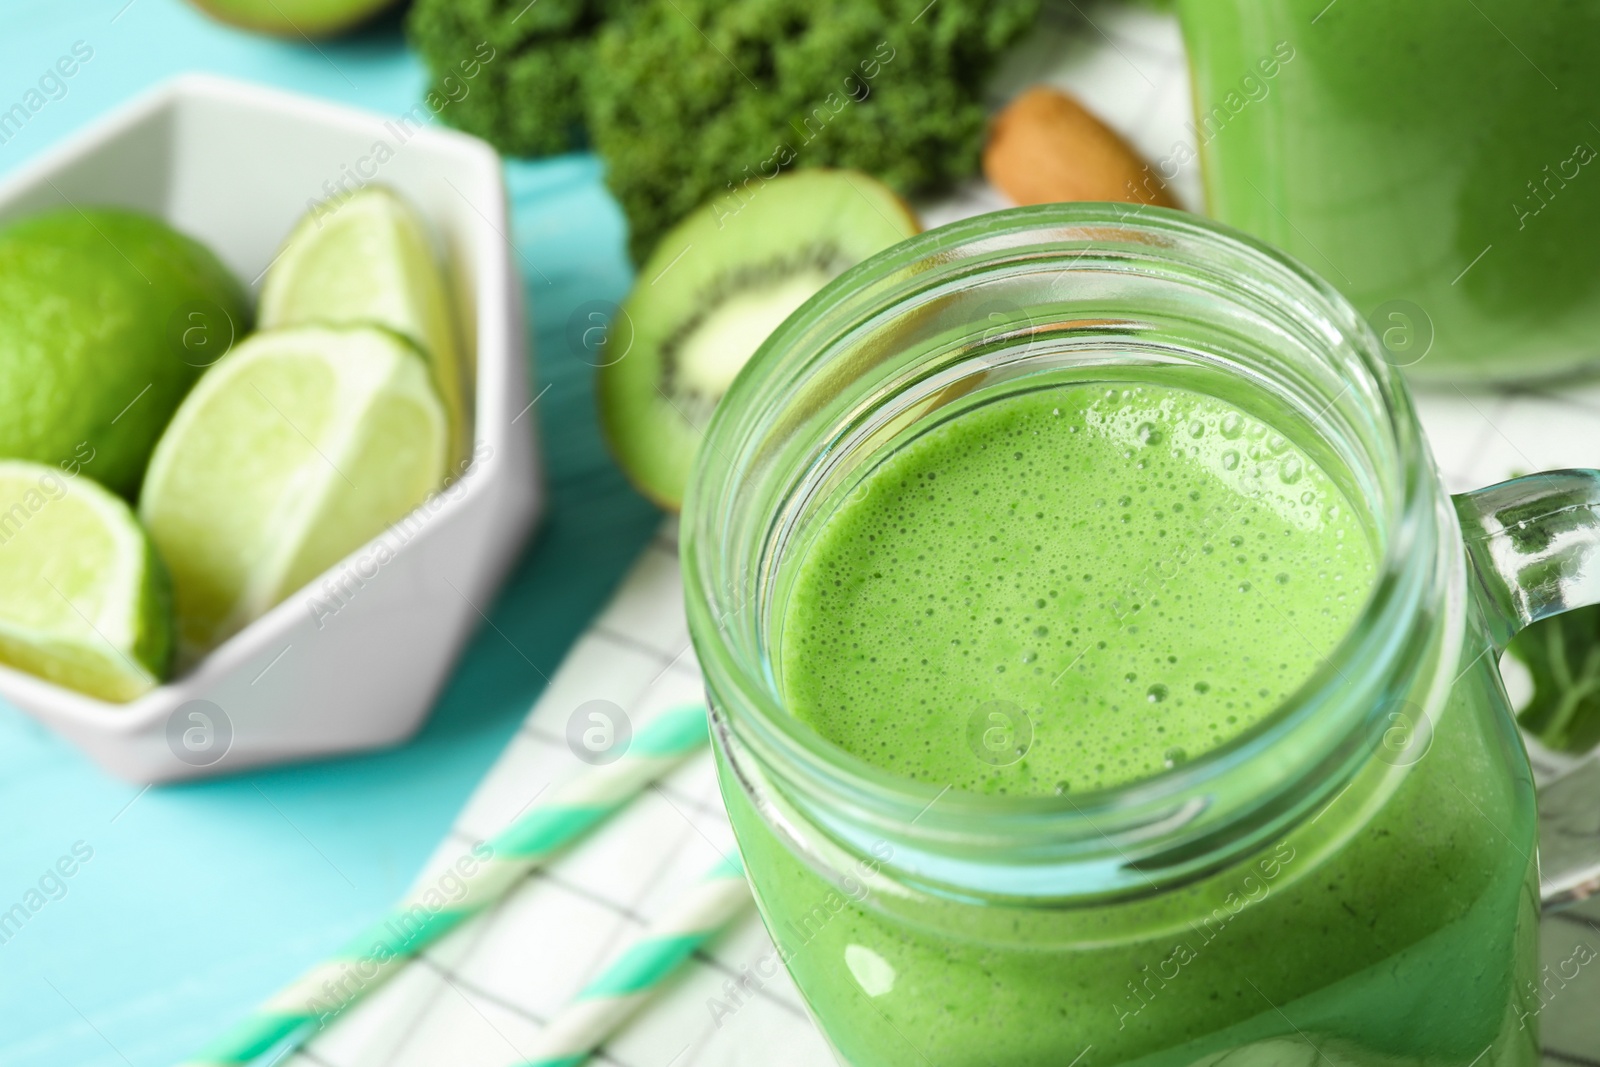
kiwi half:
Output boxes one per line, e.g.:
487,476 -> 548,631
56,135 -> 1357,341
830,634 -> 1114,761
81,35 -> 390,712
598,169 -> 919,510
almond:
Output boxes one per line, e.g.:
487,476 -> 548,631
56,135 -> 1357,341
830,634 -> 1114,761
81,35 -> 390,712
984,86 -> 1176,209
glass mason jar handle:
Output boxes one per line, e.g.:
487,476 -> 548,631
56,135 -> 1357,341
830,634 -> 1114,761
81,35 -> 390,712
1455,470 -> 1600,909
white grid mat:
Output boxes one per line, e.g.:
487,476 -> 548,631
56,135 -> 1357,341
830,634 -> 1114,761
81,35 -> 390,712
288,523 -> 833,1067
289,6 -> 1600,1065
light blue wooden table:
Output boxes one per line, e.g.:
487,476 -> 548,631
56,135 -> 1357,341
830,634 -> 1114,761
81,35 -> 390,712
0,3 -> 659,1064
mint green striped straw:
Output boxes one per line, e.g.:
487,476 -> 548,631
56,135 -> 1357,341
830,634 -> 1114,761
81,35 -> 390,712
517,853 -> 753,1067
178,703 -> 711,1067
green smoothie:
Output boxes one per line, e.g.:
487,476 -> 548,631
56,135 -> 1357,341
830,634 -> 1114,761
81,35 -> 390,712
722,379 -> 1538,1065
1177,0 -> 1600,381
782,382 -> 1371,797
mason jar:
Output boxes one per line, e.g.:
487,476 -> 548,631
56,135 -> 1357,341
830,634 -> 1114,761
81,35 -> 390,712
1177,0 -> 1600,383
682,205 -> 1600,1065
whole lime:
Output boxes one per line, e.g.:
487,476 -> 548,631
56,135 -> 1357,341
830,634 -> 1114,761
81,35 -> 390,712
0,208 -> 250,497
186,0 -> 397,37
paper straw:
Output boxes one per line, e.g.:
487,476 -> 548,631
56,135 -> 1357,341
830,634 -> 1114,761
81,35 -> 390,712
517,853 -> 753,1067
178,703 -> 711,1067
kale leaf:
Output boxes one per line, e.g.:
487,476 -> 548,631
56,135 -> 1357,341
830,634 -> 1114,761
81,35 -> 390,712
589,0 -> 1038,260
406,0 -> 627,158
1509,604 -> 1600,752
407,0 -> 1039,261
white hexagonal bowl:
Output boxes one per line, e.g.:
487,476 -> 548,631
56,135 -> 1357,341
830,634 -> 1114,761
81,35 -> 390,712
0,74 -> 543,783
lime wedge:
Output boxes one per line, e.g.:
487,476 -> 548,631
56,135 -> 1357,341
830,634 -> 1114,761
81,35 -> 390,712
258,186 -> 469,464
139,325 -> 447,655
0,460 -> 171,701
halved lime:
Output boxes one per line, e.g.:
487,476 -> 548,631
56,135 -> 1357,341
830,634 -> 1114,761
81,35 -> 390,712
139,325 -> 447,655
259,186 -> 469,464
0,460 -> 172,701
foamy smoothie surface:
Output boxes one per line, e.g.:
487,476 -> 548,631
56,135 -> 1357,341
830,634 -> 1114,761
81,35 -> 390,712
780,381 -> 1377,795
